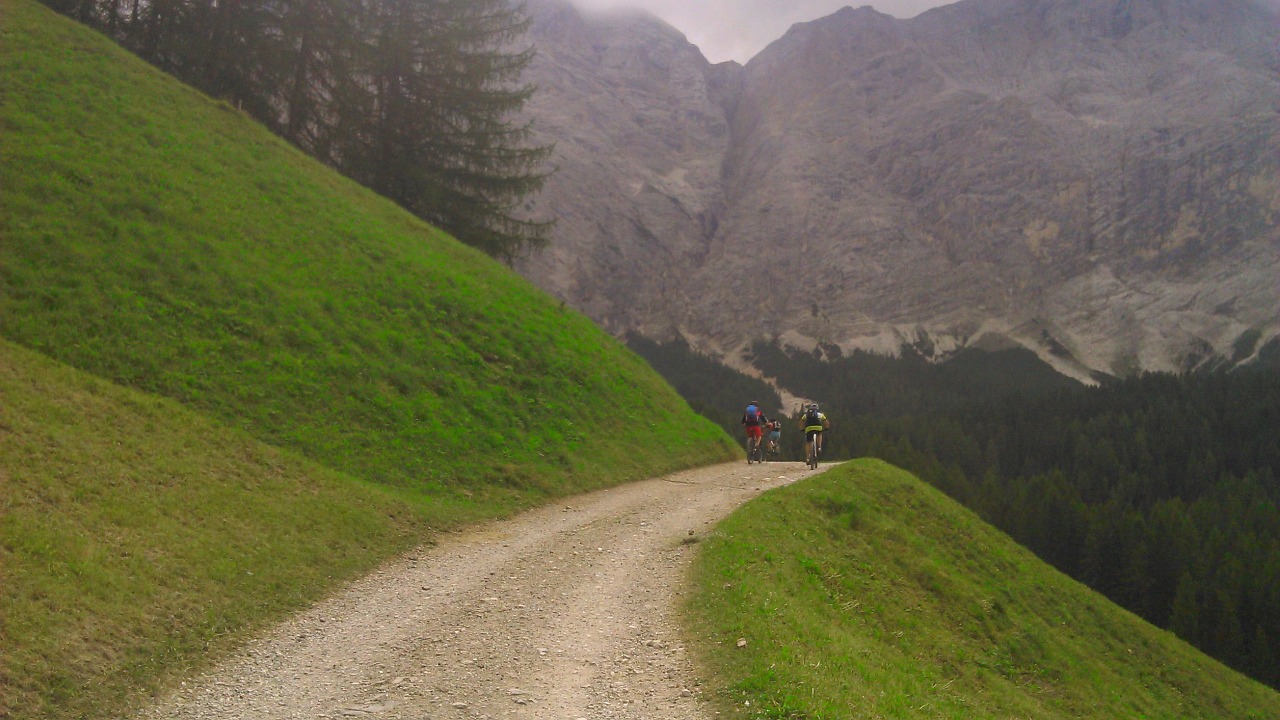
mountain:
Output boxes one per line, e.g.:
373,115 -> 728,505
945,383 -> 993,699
516,0 -> 1280,380
517,0 -> 742,334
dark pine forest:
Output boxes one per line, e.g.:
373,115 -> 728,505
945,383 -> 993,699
632,335 -> 1280,690
43,0 -> 552,260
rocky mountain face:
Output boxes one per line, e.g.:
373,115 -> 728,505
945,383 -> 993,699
515,0 -> 739,333
515,0 -> 1280,379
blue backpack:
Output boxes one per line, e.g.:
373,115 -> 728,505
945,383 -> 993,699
744,405 -> 760,424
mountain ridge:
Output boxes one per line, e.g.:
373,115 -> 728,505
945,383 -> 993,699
516,0 -> 1280,380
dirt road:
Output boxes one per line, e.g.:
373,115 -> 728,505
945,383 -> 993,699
134,461 -> 820,720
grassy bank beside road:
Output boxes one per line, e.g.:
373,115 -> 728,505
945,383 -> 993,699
0,0 -> 737,503
0,2 -> 738,718
0,340 -> 431,719
686,459 -> 1280,719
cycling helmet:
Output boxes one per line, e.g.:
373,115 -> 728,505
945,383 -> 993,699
810,403 -> 820,410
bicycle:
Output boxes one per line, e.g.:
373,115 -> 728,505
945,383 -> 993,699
764,437 -> 781,462
805,432 -> 820,469
747,436 -> 764,464
799,403 -> 828,470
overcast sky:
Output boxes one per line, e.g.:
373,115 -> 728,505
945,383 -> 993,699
568,0 -> 1280,63
567,0 -> 956,63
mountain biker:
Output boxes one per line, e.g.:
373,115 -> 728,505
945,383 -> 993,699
765,419 -> 782,457
799,403 -> 829,461
742,401 -> 768,459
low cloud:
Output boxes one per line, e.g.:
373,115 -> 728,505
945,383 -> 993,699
565,0 -> 1280,63
566,0 -> 953,63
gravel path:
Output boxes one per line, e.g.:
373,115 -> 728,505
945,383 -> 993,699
133,461 -> 820,720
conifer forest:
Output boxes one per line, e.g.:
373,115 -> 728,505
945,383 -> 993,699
634,337 -> 1280,689
43,0 -> 552,259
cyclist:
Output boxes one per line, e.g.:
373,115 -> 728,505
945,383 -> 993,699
741,401 -> 768,461
765,419 -> 783,459
799,403 -> 829,462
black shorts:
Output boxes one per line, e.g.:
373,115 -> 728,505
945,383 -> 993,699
805,430 -> 823,441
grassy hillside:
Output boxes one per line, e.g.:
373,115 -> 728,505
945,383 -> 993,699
687,459 -> 1280,719
0,340 -> 431,719
0,1 -> 738,717
0,0 -> 735,497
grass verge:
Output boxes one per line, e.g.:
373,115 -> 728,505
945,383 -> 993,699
0,339 -> 434,719
685,459 -> 1280,719
0,0 -> 737,504
0,2 -> 739,717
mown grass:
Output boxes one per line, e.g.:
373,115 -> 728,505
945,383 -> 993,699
0,339 -> 433,719
686,459 -> 1280,719
0,0 -> 735,501
0,1 -> 738,717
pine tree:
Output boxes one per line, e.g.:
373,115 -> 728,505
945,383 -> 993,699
1253,626 -> 1278,688
1169,571 -> 1201,644
335,0 -> 551,261
45,0 -> 552,261
274,0 -> 358,157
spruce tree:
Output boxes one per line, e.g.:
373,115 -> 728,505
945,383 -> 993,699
273,0 -> 359,157
336,0 -> 551,261
1169,572 -> 1201,644
45,0 -> 552,261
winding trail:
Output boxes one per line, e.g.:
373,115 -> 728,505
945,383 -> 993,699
134,461 -> 821,720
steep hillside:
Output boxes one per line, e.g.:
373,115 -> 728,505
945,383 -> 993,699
0,3 -> 738,717
688,459 -> 1280,718
0,340 -> 428,720
0,0 -> 737,501
516,0 -> 1280,379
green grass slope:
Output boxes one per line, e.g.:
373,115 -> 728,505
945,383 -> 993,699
687,459 -> 1280,720
0,339 -> 429,719
0,0 -> 736,504
0,1 -> 738,717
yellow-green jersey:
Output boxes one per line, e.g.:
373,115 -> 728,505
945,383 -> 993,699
803,412 -> 828,433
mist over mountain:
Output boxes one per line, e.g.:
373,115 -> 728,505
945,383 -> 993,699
516,0 -> 1280,379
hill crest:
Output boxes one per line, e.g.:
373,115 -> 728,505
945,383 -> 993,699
689,458 -> 1280,718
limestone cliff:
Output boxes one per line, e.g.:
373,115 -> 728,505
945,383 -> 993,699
516,0 -> 1280,378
